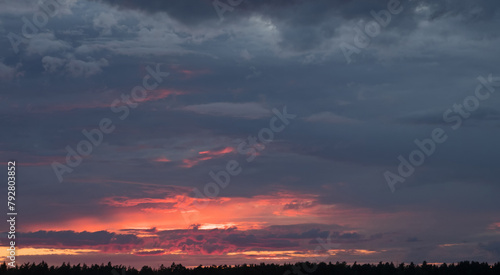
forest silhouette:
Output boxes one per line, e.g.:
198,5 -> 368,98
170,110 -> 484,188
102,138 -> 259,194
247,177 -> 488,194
1,261 -> 500,275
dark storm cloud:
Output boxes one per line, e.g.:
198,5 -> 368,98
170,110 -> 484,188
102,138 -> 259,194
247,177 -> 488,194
92,0 -> 377,52
18,230 -> 142,247
270,228 -> 330,240
419,0 -> 500,21
92,0 -> 500,53
223,233 -> 299,249
90,0 -> 216,26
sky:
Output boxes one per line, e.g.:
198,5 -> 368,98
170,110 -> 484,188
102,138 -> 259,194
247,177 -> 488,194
1,0 -> 500,269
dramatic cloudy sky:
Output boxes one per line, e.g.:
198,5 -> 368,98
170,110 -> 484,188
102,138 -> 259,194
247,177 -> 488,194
1,0 -> 500,268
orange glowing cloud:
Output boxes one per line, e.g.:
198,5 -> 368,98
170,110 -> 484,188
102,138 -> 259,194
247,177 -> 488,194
13,195 -> 390,262
327,249 -> 380,255
20,184 -> 409,262
226,248 -> 376,261
180,147 -> 236,168
154,156 -> 171,162
199,147 -> 235,156
24,189 -> 388,235
180,156 -> 212,168
0,247 -> 100,256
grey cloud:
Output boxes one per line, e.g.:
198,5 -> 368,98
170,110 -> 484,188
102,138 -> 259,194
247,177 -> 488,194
181,102 -> 271,119
304,111 -> 361,124
26,32 -> 72,55
0,61 -> 21,79
41,55 -> 109,77
397,108 -> 500,126
65,57 -> 109,77
480,241 -> 500,255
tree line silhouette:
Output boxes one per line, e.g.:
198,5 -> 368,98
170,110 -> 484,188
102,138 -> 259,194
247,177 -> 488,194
1,261 -> 500,275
